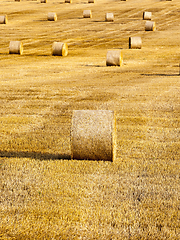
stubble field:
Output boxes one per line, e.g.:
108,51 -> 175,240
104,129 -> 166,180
0,0 -> 180,239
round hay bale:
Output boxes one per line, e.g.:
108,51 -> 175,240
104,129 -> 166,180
47,12 -> 57,21
52,42 -> 68,56
105,13 -> 114,22
15,0 -> 21,2
145,21 -> 156,31
129,37 -> 142,49
88,0 -> 95,3
71,110 -> 116,161
65,0 -> 72,3
41,0 -> 47,3
0,15 -> 8,24
9,41 -> 23,55
143,11 -> 152,20
83,10 -> 92,18
106,50 -> 123,66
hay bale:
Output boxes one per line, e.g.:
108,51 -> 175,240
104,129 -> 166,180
9,41 -> 23,55
88,0 -> 95,3
47,12 -> 57,21
143,11 -> 152,20
52,42 -> 68,56
145,21 -> 156,31
65,0 -> 72,3
129,37 -> 142,49
106,50 -> 123,66
41,0 -> 47,3
83,10 -> 92,18
71,110 -> 116,161
105,13 -> 114,22
0,15 -> 8,24
15,0 -> 21,2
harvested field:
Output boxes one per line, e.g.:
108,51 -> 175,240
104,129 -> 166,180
0,0 -> 180,239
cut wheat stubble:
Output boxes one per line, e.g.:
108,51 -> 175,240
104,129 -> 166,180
71,110 -> 116,161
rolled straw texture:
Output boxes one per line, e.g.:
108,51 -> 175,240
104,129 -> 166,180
83,10 -> 92,18
143,11 -> 152,20
9,41 -> 23,55
65,0 -> 72,3
0,15 -> 8,24
106,50 -> 123,66
129,37 -> 142,49
105,13 -> 114,22
88,0 -> 95,3
71,110 -> 116,161
52,42 -> 68,56
145,21 -> 156,31
47,12 -> 57,21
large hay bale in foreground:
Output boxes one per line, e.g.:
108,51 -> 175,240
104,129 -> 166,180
145,21 -> 156,31
9,41 -> 23,55
52,42 -> 68,56
47,12 -> 57,21
105,13 -> 114,22
71,110 -> 116,161
0,15 -> 8,24
83,10 -> 92,18
106,50 -> 123,66
143,11 -> 152,20
129,37 -> 142,49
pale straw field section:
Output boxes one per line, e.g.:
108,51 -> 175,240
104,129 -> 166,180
0,0 -> 180,239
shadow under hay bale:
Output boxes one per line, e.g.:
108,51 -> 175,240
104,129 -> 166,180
71,110 -> 116,161
129,37 -> 142,49
9,41 -> 23,55
106,50 -> 123,66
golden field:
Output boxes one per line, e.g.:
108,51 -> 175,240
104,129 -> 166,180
0,0 -> 179,239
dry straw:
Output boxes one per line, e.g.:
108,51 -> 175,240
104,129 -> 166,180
145,21 -> 156,31
129,37 -> 142,49
106,50 -> 123,66
9,41 -> 23,55
105,13 -> 114,22
0,15 -> 8,24
71,110 -> 116,161
143,11 -> 152,20
88,0 -> 95,3
47,12 -> 57,21
52,42 -> 68,56
65,0 -> 72,3
83,10 -> 92,18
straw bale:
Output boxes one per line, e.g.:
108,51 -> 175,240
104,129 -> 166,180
145,21 -> 156,31
47,12 -> 57,21
83,10 -> 92,18
71,110 -> 116,161
52,42 -> 68,56
41,0 -> 47,3
105,13 -> 114,22
88,0 -> 95,3
143,11 -> 152,20
129,37 -> 142,49
9,41 -> 23,55
15,0 -> 21,1
106,50 -> 123,66
65,0 -> 72,3
0,15 -> 7,24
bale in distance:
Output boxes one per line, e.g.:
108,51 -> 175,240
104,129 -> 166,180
52,42 -> 68,56
65,0 -> 72,3
41,0 -> 47,3
71,110 -> 116,161
0,15 -> 8,24
15,0 -> 21,2
105,13 -> 114,22
83,10 -> 92,18
129,37 -> 142,49
88,0 -> 95,3
106,50 -> 123,67
143,11 -> 152,20
47,12 -> 57,21
9,41 -> 23,55
145,21 -> 156,31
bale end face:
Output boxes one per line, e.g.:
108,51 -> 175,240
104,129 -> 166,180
105,13 -> 114,22
0,15 -> 8,24
52,42 -> 68,56
9,41 -> 23,55
71,110 -> 116,161
83,10 -> 92,18
129,37 -> 142,49
106,50 -> 123,67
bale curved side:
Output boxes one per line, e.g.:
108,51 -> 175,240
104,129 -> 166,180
143,12 -> 152,20
9,41 -> 23,55
129,37 -> 142,49
106,50 -> 123,66
52,42 -> 68,56
145,21 -> 156,31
